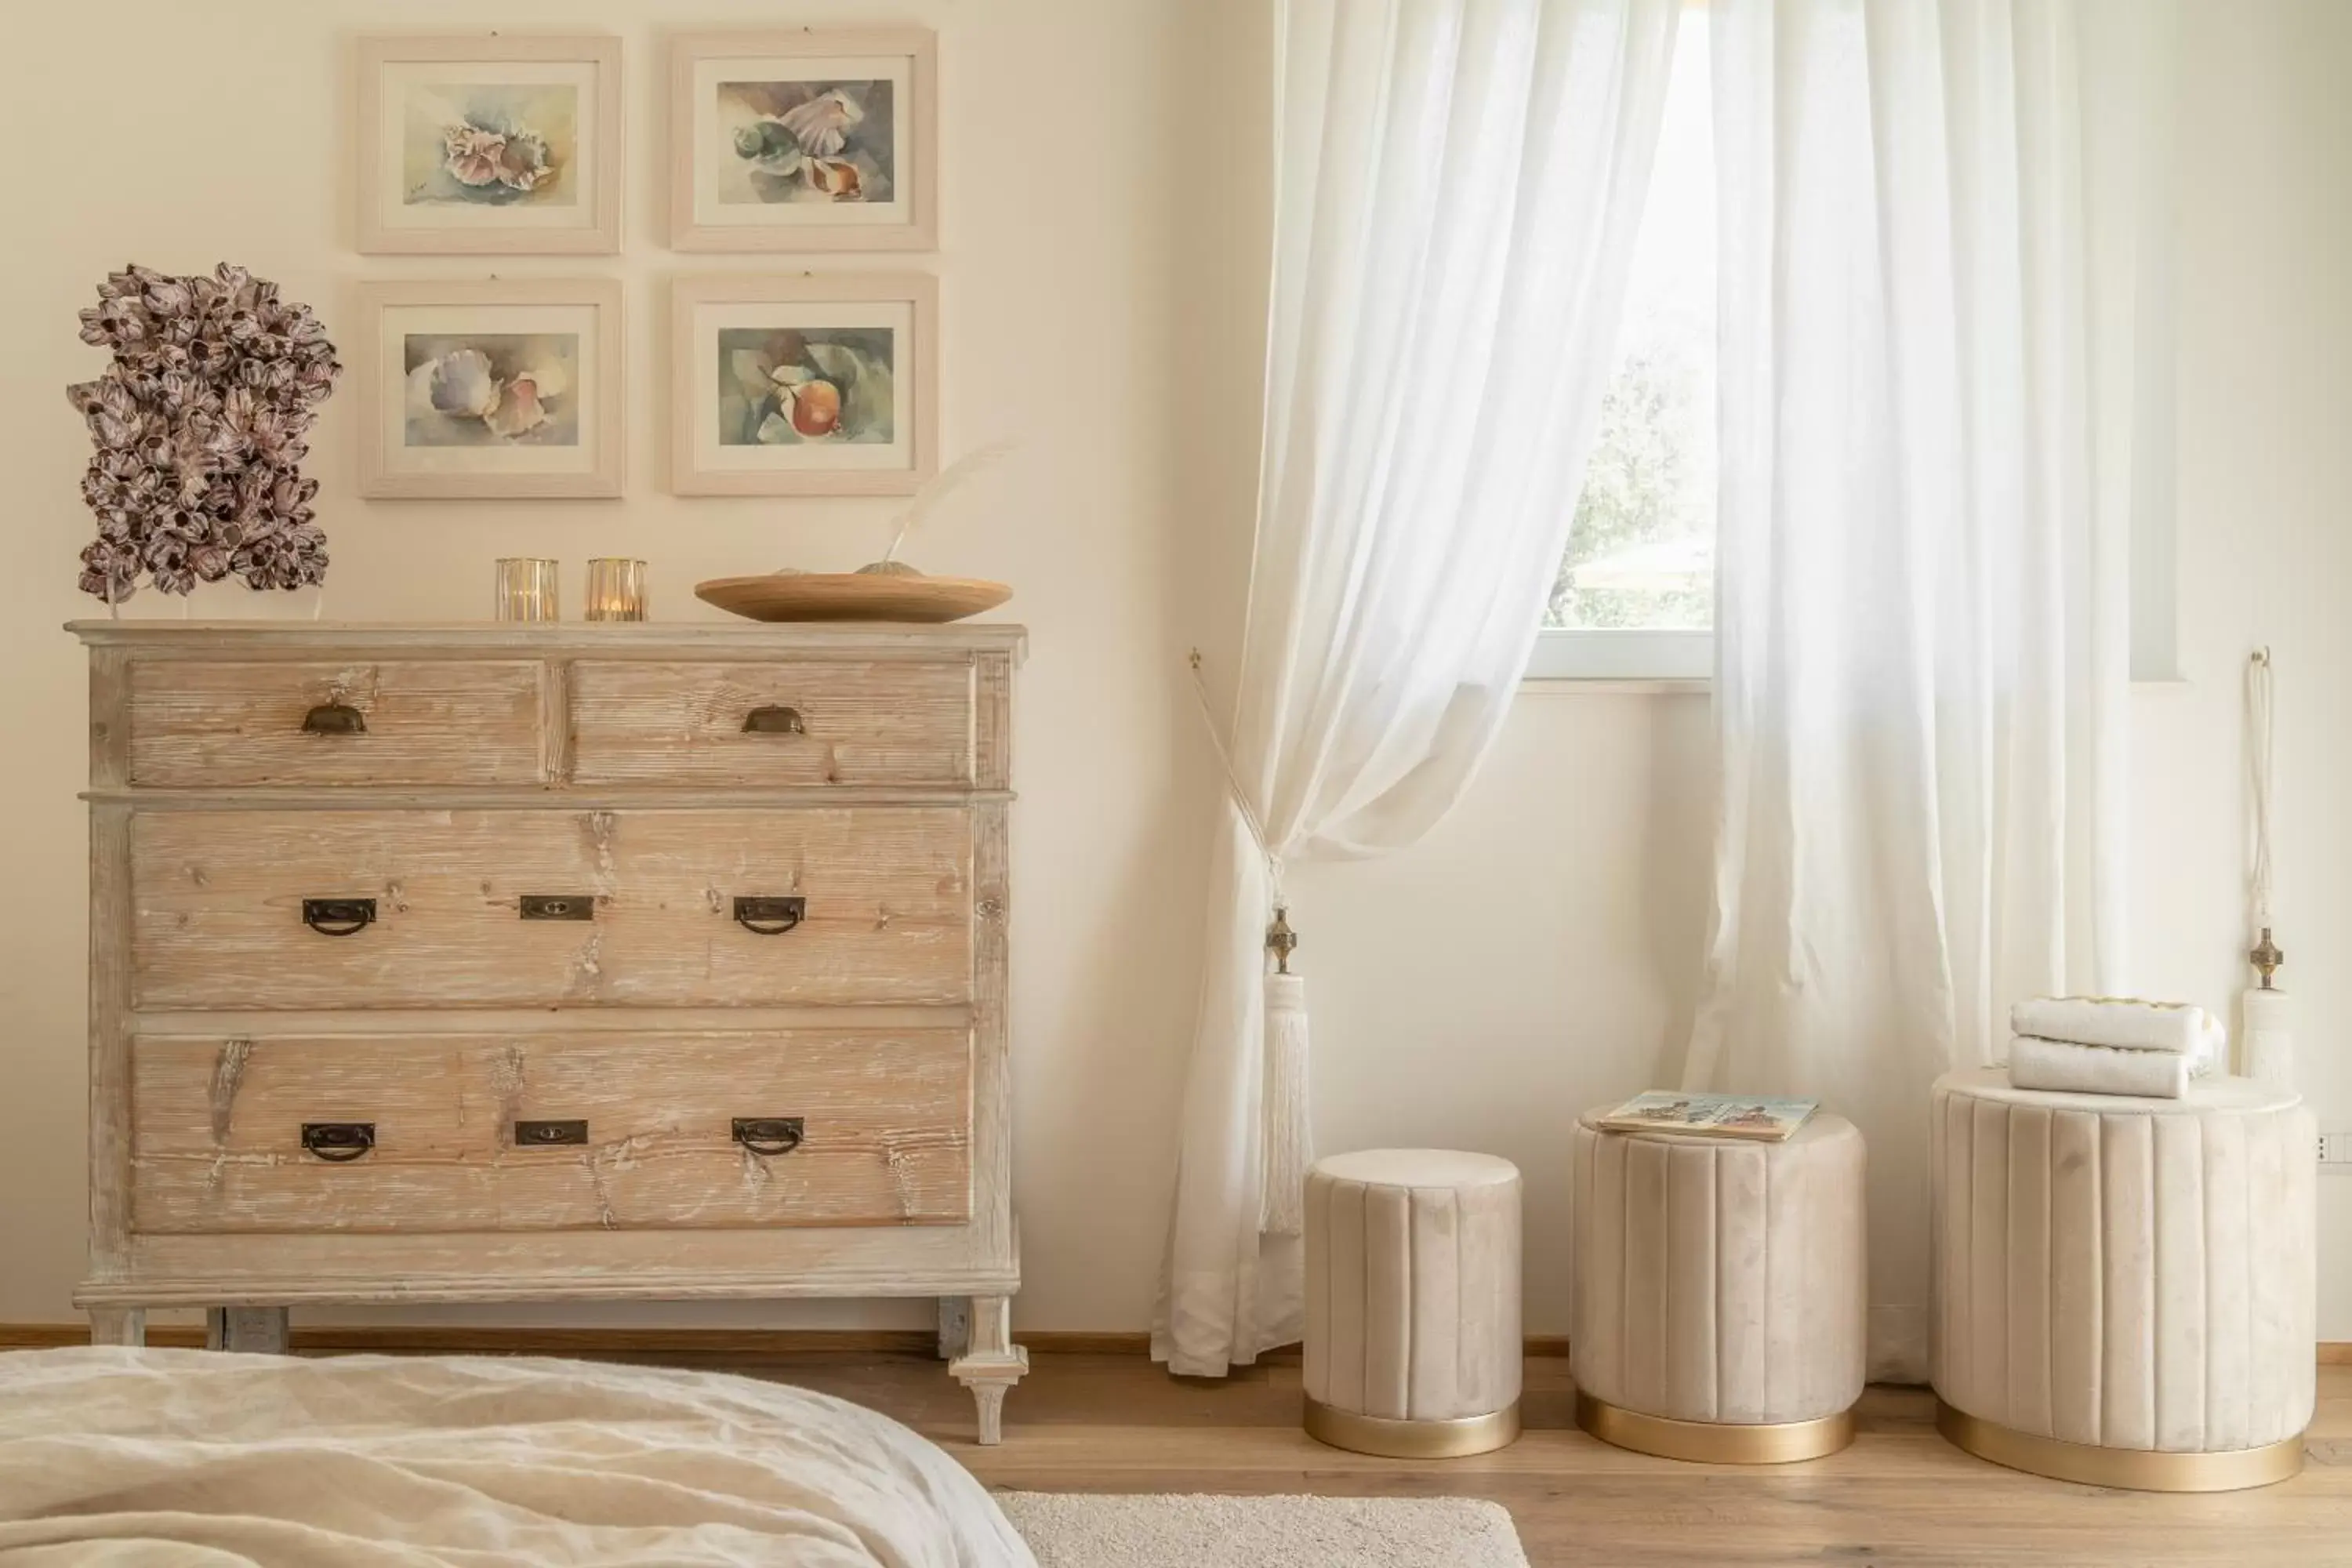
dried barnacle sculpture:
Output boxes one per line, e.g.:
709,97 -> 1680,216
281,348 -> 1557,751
67,263 -> 340,602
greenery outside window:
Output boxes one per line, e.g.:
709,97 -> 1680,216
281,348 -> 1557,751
1530,17 -> 1715,683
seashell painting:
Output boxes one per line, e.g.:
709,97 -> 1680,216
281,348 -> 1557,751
714,79 -> 894,208
673,32 -> 932,252
673,274 -> 930,496
401,83 -> 577,209
358,37 -> 620,256
718,328 -> 894,448
357,278 -> 621,499
402,333 -> 580,448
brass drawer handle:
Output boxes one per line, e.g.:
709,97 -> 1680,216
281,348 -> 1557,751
733,895 -> 806,935
519,895 -> 594,921
301,898 -> 376,936
732,1116 -> 804,1156
301,1122 -> 376,1162
742,705 -> 807,735
514,1119 -> 587,1146
300,702 -> 367,735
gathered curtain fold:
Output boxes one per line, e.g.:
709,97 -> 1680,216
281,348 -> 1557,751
1153,0 -> 1682,1377
1691,0 -> 2175,1380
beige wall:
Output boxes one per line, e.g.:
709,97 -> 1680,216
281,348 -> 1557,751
1,0 -> 2345,1345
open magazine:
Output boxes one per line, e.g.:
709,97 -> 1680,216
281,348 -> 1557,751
1592,1091 -> 1819,1142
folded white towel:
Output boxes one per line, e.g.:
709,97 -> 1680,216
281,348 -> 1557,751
2010,996 -> 2219,1057
2008,1035 -> 2190,1099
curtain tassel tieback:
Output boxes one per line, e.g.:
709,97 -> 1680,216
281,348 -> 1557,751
1187,650 -> 1316,1237
1260,907 -> 1311,1236
2241,648 -> 2294,1087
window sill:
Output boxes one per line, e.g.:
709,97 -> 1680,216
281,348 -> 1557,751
1519,675 -> 1709,696
1528,628 -> 1711,683
1519,673 -> 2198,697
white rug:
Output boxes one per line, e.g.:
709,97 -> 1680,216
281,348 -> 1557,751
996,1494 -> 1529,1568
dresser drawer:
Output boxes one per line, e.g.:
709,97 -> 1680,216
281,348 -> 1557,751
568,660 -> 974,787
129,808 -> 973,1010
126,660 -> 546,787
129,1030 -> 972,1233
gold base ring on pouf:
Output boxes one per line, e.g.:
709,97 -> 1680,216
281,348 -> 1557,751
1303,1398 -> 1522,1458
1574,1392 -> 1855,1465
1936,1401 -> 2304,1492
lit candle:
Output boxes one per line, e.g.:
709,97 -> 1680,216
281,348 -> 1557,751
585,557 -> 648,622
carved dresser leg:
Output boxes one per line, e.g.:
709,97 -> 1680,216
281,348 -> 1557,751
947,1294 -> 1027,1446
87,1308 -> 146,1347
938,1295 -> 971,1360
206,1306 -> 291,1354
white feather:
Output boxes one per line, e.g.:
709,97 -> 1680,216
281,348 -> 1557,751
880,440 -> 1016,566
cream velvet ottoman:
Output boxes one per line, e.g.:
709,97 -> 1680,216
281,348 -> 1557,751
1570,1109 -> 1866,1462
1302,1149 -> 1522,1457
1930,1067 -> 2315,1491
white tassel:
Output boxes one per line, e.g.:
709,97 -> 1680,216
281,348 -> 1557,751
2243,984 -> 2296,1087
1259,969 -> 1312,1235
1184,653 -> 1312,1235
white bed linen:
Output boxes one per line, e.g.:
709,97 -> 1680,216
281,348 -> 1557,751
0,1348 -> 1036,1567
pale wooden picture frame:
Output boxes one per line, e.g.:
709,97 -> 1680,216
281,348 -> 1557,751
358,34 -> 623,255
670,31 -> 938,252
355,278 -> 626,500
671,274 -> 938,496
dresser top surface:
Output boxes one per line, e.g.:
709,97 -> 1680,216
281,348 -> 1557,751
68,620 -> 1028,659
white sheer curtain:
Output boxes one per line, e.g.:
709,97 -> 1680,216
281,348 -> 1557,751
1153,0 -> 1682,1377
1693,0 -> 2174,1379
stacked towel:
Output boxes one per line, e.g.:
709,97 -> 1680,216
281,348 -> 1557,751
2012,997 -> 2218,1057
2005,997 -> 2226,1100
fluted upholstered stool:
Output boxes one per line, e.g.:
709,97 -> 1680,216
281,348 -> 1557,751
1930,1068 -> 2314,1491
1570,1108 -> 1865,1462
1302,1149 -> 1522,1457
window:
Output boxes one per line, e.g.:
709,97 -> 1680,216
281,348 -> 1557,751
1530,16 -> 1715,682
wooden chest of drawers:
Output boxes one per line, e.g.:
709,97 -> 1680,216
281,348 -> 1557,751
72,621 -> 1029,1439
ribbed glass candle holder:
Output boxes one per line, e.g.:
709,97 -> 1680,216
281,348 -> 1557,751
495,558 -> 559,622
585,557 -> 648,622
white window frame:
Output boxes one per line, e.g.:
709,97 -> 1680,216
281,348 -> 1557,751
1520,0 -> 2179,692
1526,627 -> 1711,684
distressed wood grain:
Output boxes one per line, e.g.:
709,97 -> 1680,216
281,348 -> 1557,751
131,808 -> 973,1010
71,622 -> 1027,662
89,801 -> 134,1279
81,1227 -> 1019,1305
570,660 -> 975,787
128,660 -> 546,787
132,1030 -> 972,1233
75,625 -> 1022,1425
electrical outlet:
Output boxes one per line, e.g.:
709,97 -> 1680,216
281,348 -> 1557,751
2321,1131 -> 2352,1167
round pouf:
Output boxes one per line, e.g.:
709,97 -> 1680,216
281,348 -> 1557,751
1302,1149 -> 1522,1457
1570,1108 -> 1865,1463
1930,1067 -> 2314,1491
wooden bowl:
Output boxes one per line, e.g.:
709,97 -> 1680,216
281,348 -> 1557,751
694,572 -> 1013,623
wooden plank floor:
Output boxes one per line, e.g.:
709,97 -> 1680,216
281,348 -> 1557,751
695,1350 -> 2352,1566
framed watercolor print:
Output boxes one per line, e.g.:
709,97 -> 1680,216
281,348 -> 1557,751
670,31 -> 936,252
358,34 -> 622,254
671,274 -> 936,495
354,279 -> 625,499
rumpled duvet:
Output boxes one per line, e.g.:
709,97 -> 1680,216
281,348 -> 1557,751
0,1348 -> 1036,1566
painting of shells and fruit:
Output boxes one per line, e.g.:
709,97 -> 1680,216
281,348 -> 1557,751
359,35 -> 622,255
671,31 -> 935,252
357,279 -> 624,499
717,327 -> 892,449
673,275 -> 935,496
